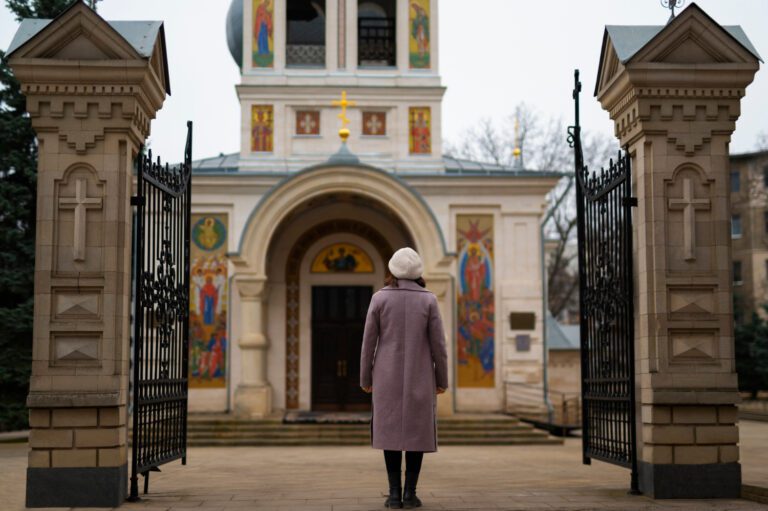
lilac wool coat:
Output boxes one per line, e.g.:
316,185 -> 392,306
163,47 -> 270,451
360,279 -> 449,452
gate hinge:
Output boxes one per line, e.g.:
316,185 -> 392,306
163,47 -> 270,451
624,197 -> 638,207
130,196 -> 145,207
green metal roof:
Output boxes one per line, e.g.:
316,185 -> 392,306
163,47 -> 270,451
190,152 -> 566,178
605,24 -> 761,63
7,18 -> 164,58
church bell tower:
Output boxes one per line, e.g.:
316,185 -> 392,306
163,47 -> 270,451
225,0 -> 445,172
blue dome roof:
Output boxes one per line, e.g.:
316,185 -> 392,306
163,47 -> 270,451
226,0 -> 243,68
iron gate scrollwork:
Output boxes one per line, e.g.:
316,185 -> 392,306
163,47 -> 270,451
129,122 -> 193,500
569,70 -> 639,494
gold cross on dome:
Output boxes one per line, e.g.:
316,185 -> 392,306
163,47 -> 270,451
332,90 -> 356,141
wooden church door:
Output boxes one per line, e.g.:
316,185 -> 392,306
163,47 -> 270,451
311,285 -> 373,411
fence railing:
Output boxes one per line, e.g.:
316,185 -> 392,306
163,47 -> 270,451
505,382 -> 582,432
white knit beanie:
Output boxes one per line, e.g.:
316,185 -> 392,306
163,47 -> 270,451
388,247 -> 423,280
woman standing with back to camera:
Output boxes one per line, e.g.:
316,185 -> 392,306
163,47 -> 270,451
360,247 -> 448,509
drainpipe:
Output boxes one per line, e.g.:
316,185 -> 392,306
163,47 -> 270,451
540,176 -> 574,425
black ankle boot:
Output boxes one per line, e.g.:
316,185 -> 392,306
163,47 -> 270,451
403,471 -> 422,508
385,471 -> 402,508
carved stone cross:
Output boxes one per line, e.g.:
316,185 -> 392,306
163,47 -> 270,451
668,177 -> 710,262
59,178 -> 102,262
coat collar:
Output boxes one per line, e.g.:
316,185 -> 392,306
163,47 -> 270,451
387,279 -> 429,292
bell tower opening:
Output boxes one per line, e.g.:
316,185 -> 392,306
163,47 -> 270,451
358,0 -> 396,67
287,0 -> 326,67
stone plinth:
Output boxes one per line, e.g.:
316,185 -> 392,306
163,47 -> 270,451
595,4 -> 760,498
7,3 -> 169,507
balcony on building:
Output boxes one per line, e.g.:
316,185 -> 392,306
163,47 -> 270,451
358,0 -> 396,67
287,0 -> 326,67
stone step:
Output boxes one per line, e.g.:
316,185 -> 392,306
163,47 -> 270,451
187,430 -> 551,440
742,485 -> 768,505
187,436 -> 561,446
188,420 -> 524,428
184,413 -> 562,446
186,423 -> 533,433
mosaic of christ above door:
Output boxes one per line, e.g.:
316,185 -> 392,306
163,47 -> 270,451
311,242 -> 374,273
189,214 -> 229,388
456,214 -> 495,388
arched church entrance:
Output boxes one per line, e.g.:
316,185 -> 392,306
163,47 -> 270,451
230,163 -> 452,418
266,194 -> 414,411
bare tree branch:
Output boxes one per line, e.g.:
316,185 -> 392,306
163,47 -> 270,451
445,103 -> 618,322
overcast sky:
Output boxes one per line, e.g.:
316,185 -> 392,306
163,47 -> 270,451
1,0 -> 766,165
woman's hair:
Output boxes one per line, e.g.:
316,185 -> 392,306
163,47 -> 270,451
385,274 -> 426,288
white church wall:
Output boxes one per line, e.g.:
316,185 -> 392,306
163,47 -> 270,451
188,180 -> 275,412
187,202 -> 237,413
190,174 -> 557,415
407,179 -> 553,413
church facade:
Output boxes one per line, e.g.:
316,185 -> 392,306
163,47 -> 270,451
187,0 -> 561,417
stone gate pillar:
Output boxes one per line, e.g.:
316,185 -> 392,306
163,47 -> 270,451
7,3 -> 170,507
595,5 -> 760,498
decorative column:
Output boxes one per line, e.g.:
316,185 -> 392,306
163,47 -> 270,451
595,5 -> 760,498
7,4 -> 169,507
234,276 -> 273,417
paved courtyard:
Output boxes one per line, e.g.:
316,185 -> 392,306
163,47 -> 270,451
0,420 -> 766,511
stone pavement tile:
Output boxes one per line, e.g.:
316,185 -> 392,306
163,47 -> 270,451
202,500 -> 260,507
329,504 -> 387,511
151,501 -> 203,508
171,493 -> 233,500
2,421 -> 768,511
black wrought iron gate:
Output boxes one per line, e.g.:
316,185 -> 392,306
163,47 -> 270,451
129,122 -> 193,500
570,71 -> 639,493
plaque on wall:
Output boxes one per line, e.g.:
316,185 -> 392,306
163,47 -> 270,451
515,334 -> 531,352
509,312 -> 536,330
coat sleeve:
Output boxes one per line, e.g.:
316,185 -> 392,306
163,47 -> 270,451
427,294 -> 449,389
360,294 -> 379,388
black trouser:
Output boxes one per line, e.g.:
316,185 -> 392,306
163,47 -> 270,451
384,450 -> 423,475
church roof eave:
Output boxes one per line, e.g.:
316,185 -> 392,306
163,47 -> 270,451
191,152 -> 567,179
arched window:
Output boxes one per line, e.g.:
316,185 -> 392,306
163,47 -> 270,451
358,0 -> 395,67
287,0 -> 326,67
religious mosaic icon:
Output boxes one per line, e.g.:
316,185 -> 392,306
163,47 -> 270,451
409,107 -> 431,154
311,242 -> 374,273
296,110 -> 320,135
252,0 -> 274,68
251,105 -> 274,152
409,0 -> 430,69
456,215 -> 495,388
189,215 -> 228,389
362,111 -> 386,136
